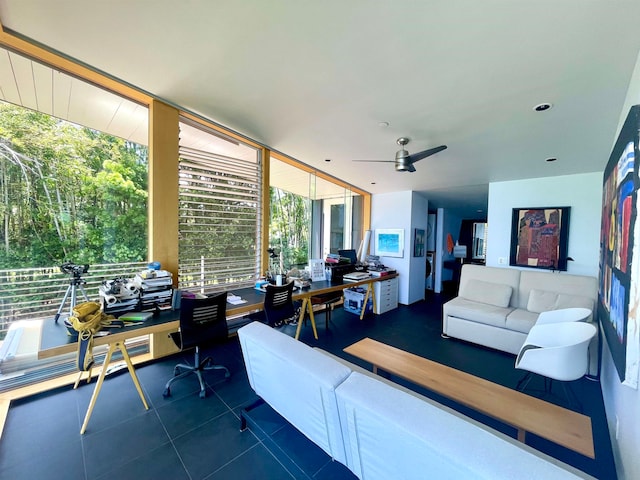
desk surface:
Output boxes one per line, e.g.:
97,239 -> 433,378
343,337 -> 594,459
39,275 -> 395,359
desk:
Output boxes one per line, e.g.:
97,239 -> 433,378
38,275 -> 394,433
343,337 -> 595,458
39,274 -> 394,359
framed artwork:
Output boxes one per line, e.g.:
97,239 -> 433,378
598,104 -> 640,386
509,207 -> 570,271
375,229 -> 404,258
414,229 -> 425,257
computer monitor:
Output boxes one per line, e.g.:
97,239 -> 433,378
338,249 -> 358,264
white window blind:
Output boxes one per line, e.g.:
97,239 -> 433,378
178,140 -> 261,294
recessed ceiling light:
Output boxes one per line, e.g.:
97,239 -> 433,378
378,121 -> 389,128
545,157 -> 557,162
533,103 -> 553,112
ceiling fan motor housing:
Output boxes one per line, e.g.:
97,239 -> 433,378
395,149 -> 411,171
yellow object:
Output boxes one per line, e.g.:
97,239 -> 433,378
70,302 -> 115,334
69,301 -> 117,378
72,301 -> 101,319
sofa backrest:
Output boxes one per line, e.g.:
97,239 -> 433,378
458,265 -> 598,314
517,270 -> 597,313
238,321 -> 350,464
459,264 -> 521,308
335,371 -> 586,480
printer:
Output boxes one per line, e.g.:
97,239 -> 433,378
327,263 -> 356,282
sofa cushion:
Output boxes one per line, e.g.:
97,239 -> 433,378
555,293 -> 594,311
506,309 -> 539,334
517,271 -> 597,310
527,289 -> 594,313
444,297 -> 512,328
460,279 -> 513,308
527,289 -> 559,313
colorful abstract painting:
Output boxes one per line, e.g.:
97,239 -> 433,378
599,105 -> 640,386
509,207 -> 570,271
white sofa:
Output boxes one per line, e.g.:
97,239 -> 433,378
237,321 -> 593,479
443,264 -> 597,358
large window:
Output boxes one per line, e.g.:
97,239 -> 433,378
0,47 -> 150,390
269,156 -> 365,268
177,119 -> 262,293
0,47 -> 149,337
0,34 -> 369,395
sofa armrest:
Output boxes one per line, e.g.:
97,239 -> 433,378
238,322 -> 351,463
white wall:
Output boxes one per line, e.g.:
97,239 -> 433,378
408,192 -> 428,304
599,48 -> 640,480
486,173 -> 602,277
371,191 -> 412,304
371,190 -> 428,305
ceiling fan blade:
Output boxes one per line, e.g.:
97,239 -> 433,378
352,160 -> 395,163
406,163 -> 416,173
407,145 -> 447,164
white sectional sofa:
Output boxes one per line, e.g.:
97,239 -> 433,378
443,264 -> 597,358
237,321 -> 593,479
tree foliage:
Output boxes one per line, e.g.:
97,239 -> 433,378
0,102 -> 148,268
269,187 -> 310,269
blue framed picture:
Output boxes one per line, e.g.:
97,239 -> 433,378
375,229 -> 404,258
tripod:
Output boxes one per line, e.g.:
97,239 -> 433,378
54,272 -> 90,323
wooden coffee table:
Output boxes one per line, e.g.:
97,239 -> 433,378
343,337 -> 595,458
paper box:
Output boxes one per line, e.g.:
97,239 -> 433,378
344,287 -> 373,315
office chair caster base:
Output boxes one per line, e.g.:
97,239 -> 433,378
163,387 -> 171,398
199,390 -> 206,399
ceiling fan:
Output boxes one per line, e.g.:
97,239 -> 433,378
353,137 -> 447,172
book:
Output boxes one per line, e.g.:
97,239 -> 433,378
119,311 -> 153,322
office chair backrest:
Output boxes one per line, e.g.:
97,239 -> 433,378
263,282 -> 295,326
179,292 -> 228,349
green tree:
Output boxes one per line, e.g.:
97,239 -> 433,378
0,102 -> 148,268
269,187 -> 310,270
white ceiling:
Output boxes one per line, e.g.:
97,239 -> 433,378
1,1 -> 640,217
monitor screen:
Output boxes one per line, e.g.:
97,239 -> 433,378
339,249 -> 358,264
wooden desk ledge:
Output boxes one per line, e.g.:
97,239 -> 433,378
343,337 -> 595,459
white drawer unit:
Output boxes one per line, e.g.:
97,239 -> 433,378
373,277 -> 398,314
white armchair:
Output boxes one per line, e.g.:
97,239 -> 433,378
515,322 -> 597,409
535,307 -> 592,325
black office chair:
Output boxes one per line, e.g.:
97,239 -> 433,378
163,292 -> 230,399
263,282 -> 297,327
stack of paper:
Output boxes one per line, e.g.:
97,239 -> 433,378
227,294 -> 247,305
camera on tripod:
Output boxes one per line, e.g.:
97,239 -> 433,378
54,262 -> 91,323
60,262 -> 90,277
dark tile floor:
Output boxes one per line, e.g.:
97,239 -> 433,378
0,292 -> 615,479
